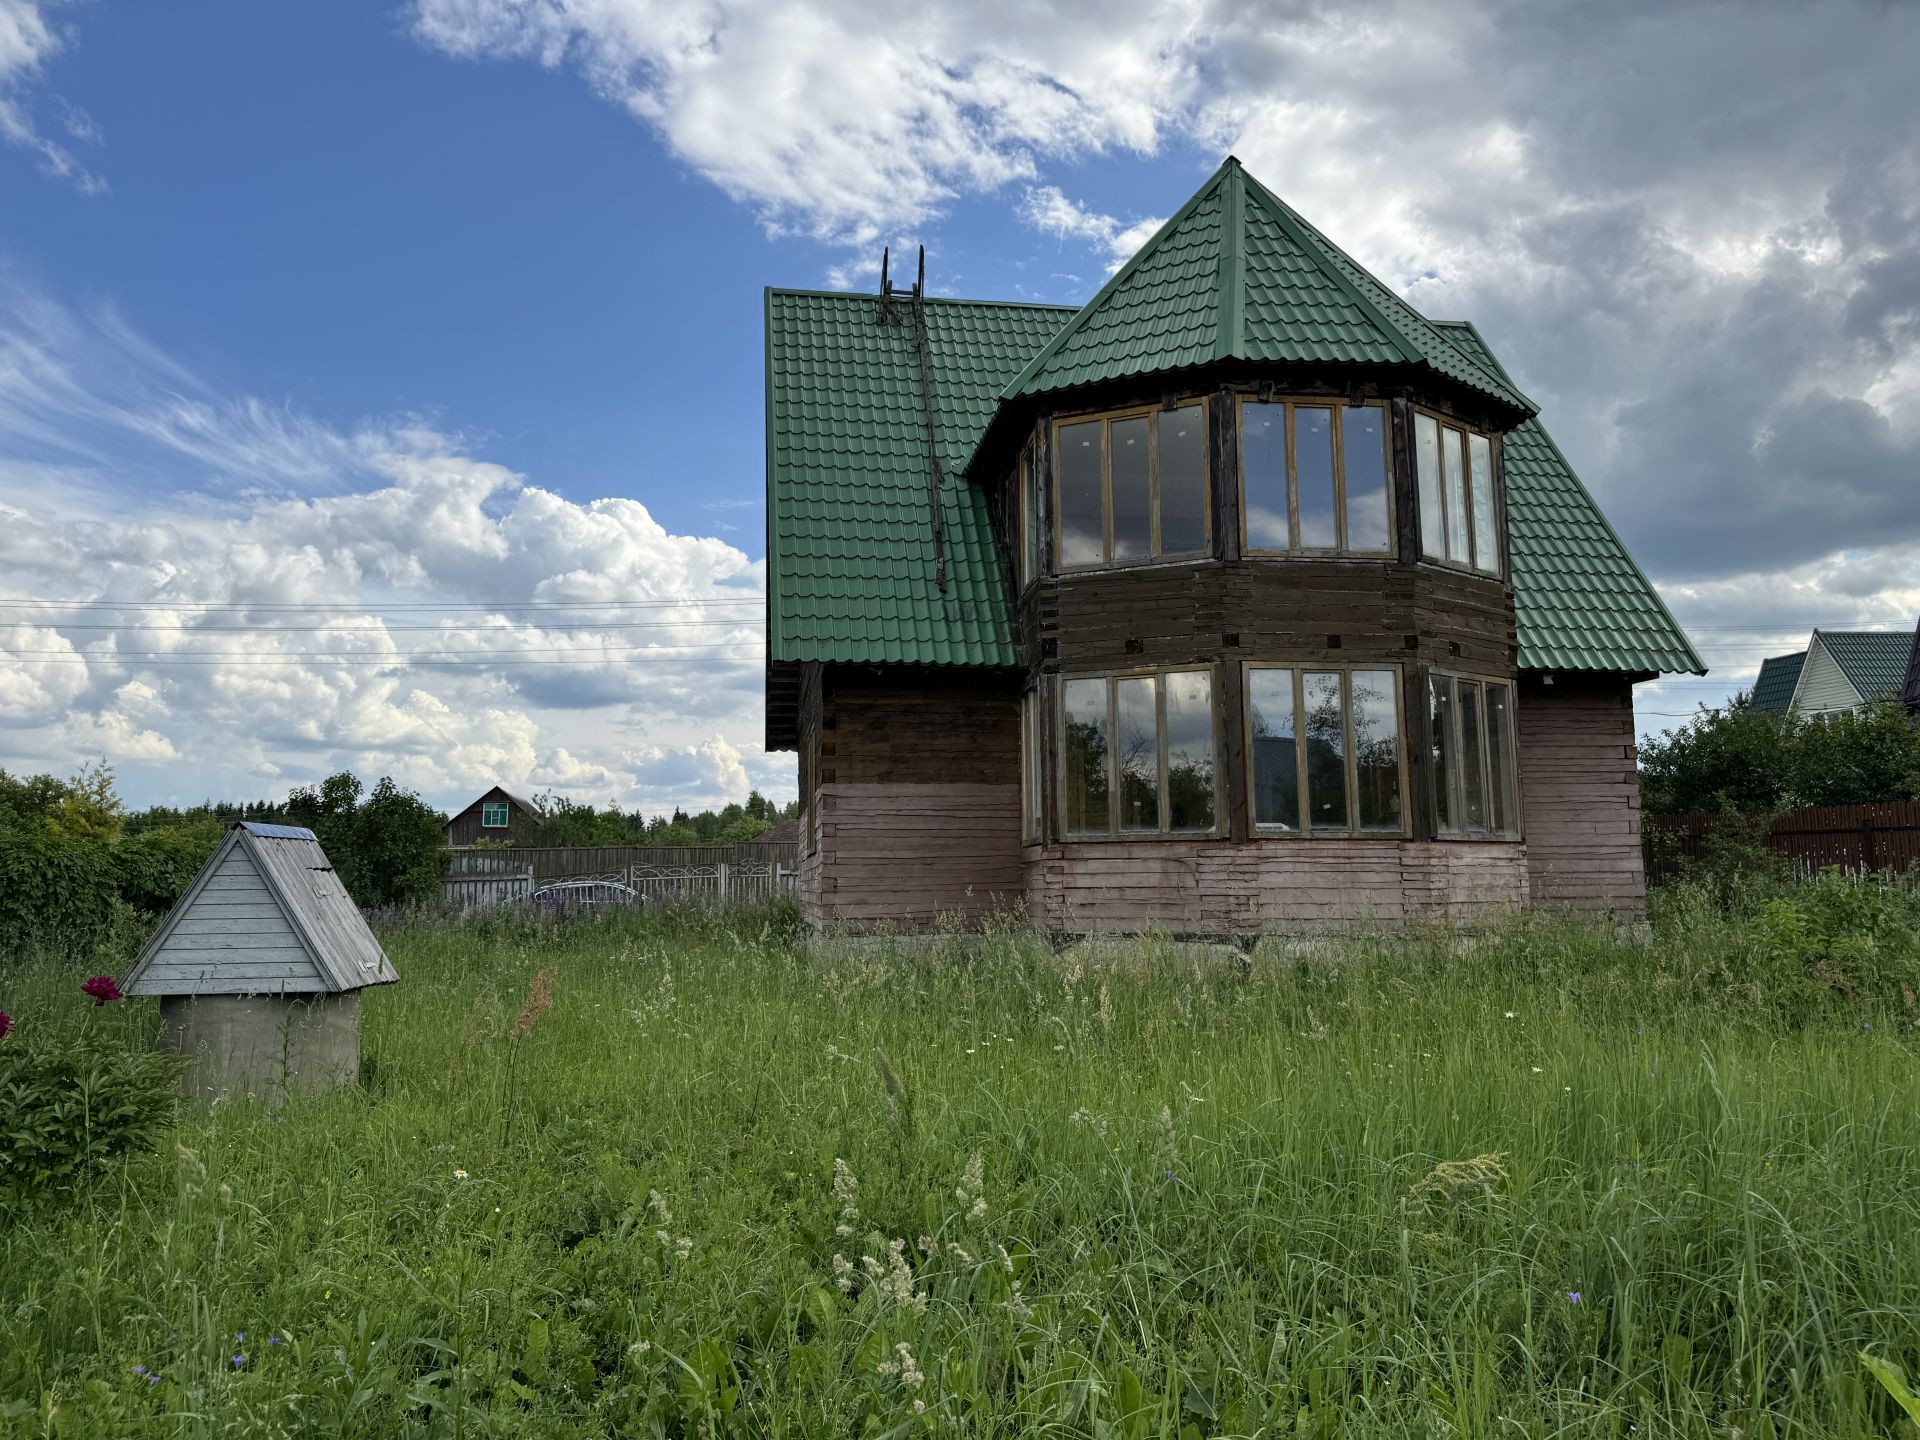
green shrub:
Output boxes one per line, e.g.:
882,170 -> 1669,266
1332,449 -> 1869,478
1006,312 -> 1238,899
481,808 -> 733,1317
0,1025 -> 179,1212
113,821 -> 224,915
0,829 -> 119,957
1755,869 -> 1920,1017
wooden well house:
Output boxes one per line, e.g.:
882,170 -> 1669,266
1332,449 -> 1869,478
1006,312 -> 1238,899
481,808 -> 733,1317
763,157 -> 1706,934
122,821 -> 397,1098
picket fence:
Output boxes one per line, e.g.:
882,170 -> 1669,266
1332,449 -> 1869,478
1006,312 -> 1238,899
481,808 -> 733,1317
441,842 -> 797,908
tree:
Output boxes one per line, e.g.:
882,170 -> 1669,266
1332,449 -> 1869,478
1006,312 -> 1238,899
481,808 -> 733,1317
286,772 -> 445,906
1640,696 -> 1920,814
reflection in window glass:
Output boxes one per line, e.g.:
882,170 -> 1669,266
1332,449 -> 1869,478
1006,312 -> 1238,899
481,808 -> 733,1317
1295,406 -> 1337,549
1115,676 -> 1160,831
1443,425 -> 1470,563
1457,679 -> 1486,830
1062,678 -> 1109,833
1248,668 -> 1299,830
1351,669 -> 1402,830
1159,406 -> 1208,555
1468,433 -> 1496,573
1059,421 -> 1104,568
1242,401 -> 1289,551
1415,412 -> 1445,560
1021,691 -> 1042,844
1343,407 -> 1391,553
1111,416 -> 1152,562
1484,681 -> 1516,833
1303,671 -> 1349,830
1164,670 -> 1215,831
1429,676 -> 1455,834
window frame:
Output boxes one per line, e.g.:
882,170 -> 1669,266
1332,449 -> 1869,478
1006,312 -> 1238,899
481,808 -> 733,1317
1242,662 -> 1411,839
1412,406 -> 1502,576
1016,435 -> 1041,589
1053,665 -> 1222,841
1050,398 -> 1212,573
1020,689 -> 1043,845
480,801 -> 510,829
1428,670 -> 1523,840
1237,396 -> 1396,559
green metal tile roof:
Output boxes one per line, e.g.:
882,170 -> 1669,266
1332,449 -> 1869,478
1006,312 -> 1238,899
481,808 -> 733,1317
994,158 -> 1532,417
1810,629 -> 1914,703
766,289 -> 1074,666
1750,652 -> 1806,712
1436,322 -> 1704,677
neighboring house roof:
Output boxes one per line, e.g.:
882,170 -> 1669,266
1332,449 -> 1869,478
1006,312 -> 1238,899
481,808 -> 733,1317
991,158 -> 1532,420
123,823 -> 398,996
450,786 -> 537,821
763,160 -> 1705,739
1750,652 -> 1807,712
1795,629 -> 1914,710
1903,621 -> 1920,713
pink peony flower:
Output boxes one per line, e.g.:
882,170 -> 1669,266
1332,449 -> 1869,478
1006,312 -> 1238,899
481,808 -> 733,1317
0,1010 -> 12,1039
81,976 -> 122,1006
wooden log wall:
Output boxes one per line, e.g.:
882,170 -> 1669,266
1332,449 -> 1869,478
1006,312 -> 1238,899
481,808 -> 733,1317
1515,673 -> 1646,917
807,782 -> 1024,929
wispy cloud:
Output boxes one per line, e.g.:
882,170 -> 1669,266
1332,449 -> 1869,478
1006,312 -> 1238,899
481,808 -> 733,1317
0,0 -> 104,194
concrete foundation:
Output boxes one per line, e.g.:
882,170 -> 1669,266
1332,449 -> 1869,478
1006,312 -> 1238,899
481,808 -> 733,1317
158,992 -> 361,1102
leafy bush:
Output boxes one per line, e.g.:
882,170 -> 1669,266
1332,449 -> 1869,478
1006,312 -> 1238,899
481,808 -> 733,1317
1641,696 -> 1920,814
0,829 -> 119,956
0,1024 -> 179,1213
1755,869 -> 1920,1018
113,821 -> 224,915
285,773 -> 446,907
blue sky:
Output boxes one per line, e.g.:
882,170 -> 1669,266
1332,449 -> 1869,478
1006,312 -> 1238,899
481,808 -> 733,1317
2,0 -> 1916,811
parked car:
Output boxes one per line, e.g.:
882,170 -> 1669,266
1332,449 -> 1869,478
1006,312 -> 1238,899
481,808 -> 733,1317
531,880 -> 642,912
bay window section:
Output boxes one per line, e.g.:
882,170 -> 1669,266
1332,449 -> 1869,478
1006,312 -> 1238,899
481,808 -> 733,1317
1058,669 -> 1217,838
1020,690 -> 1042,844
1429,673 -> 1520,838
1240,400 -> 1393,556
1414,411 -> 1501,574
1054,403 -> 1209,570
1246,666 -> 1405,835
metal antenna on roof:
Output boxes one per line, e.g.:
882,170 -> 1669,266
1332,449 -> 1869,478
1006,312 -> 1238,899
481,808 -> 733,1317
908,245 -> 949,593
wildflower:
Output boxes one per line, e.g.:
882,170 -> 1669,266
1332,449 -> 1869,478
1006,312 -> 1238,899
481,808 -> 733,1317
832,1157 -> 860,1236
235,1333 -> 245,1343
147,1375 -> 160,1386
947,1242 -> 975,1265
1504,1011 -> 1516,1020
914,1399 -> 927,1414
831,1253 -> 855,1293
1068,1107 -> 1108,1136
232,1354 -> 246,1368
627,1339 -> 651,1356
453,1169 -> 468,1180
648,1190 -> 671,1224
894,1342 -> 925,1388
1531,1066 -> 1544,1074
81,975 -> 122,1006
860,1238 -> 927,1313
0,1010 -> 12,1039
1568,1291 -> 1582,1304
510,966 -> 556,1040
134,1366 -> 147,1376
268,1335 -> 281,1347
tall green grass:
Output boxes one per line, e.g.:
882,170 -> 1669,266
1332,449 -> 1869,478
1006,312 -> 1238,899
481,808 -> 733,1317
2,897 -> 1918,1437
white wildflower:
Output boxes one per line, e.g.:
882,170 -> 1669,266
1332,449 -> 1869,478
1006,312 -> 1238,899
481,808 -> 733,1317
969,1196 -> 988,1222
832,1158 -> 860,1228
627,1339 -> 651,1356
831,1253 -> 855,1293
894,1342 -> 924,1388
947,1242 -> 975,1265
647,1189 -> 671,1225
1068,1107 -> 1109,1136
995,1243 -> 1014,1274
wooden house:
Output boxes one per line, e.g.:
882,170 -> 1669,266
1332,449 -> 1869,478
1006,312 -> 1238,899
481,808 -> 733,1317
764,158 -> 1704,933
122,822 -> 397,1096
444,785 -> 539,846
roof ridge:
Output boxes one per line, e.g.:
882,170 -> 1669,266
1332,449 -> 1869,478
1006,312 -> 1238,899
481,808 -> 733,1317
765,286 -> 1078,311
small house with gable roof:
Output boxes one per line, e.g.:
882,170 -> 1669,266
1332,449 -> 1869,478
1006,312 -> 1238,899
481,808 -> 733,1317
763,157 -> 1704,933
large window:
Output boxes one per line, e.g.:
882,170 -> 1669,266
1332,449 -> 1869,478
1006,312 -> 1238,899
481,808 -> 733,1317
1020,690 -> 1042,844
481,801 -> 510,828
1246,666 -> 1405,835
1017,438 -> 1041,587
1055,403 -> 1209,570
1240,399 -> 1393,556
1059,668 -> 1217,837
1414,411 -> 1499,574
1429,673 -> 1519,837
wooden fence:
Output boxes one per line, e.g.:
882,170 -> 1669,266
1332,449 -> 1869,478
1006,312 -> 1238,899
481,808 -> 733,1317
442,842 -> 797,908
1643,802 -> 1920,885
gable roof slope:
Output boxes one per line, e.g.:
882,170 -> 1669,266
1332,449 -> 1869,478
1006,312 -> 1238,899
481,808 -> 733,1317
1904,620 -> 1920,714
124,822 -> 398,995
992,157 -> 1533,420
1806,629 -> 1914,705
1749,651 -> 1807,712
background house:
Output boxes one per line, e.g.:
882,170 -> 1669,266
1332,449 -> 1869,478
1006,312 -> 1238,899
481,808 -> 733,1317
444,786 -> 539,846
1750,629 -> 1915,717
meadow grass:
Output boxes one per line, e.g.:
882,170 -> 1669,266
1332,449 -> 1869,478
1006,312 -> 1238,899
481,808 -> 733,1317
2,897 -> 1919,1437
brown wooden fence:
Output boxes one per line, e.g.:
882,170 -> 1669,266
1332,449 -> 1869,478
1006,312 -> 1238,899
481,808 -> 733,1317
442,842 -> 798,906
1644,802 -> 1920,885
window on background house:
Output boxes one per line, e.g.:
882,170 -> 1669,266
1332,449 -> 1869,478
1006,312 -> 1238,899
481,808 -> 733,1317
1240,400 -> 1393,556
1413,412 -> 1501,574
1428,673 -> 1520,837
481,801 -> 510,828
1246,666 -> 1405,835
1054,403 -> 1209,570
1058,669 -> 1217,837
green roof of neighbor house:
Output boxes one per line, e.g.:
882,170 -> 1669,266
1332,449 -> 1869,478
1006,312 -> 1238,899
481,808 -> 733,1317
1750,652 -> 1807,712
1808,630 -> 1914,704
1435,323 -> 1703,678
764,160 -> 1705,732
992,158 -> 1533,419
